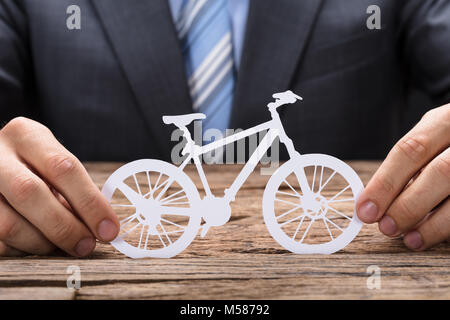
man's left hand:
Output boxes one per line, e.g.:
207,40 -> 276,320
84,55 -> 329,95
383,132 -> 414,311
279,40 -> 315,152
357,104 -> 450,250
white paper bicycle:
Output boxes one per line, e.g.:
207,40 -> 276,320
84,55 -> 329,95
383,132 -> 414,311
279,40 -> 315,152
102,91 -> 364,258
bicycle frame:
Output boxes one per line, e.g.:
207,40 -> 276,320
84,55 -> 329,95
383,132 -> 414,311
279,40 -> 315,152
175,108 -> 310,204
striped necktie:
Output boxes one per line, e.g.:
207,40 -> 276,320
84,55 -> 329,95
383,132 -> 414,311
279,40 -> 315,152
177,0 -> 235,138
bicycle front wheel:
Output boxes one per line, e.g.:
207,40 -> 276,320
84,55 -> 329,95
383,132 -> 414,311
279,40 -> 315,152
102,159 -> 201,258
263,154 -> 363,254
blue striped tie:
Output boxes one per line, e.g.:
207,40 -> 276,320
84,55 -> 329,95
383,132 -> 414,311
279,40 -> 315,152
177,0 -> 235,138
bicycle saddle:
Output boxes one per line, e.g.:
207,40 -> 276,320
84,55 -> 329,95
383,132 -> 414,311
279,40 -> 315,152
162,113 -> 206,127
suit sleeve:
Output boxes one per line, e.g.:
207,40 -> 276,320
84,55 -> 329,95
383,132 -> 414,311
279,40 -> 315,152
0,0 -> 32,124
400,0 -> 450,105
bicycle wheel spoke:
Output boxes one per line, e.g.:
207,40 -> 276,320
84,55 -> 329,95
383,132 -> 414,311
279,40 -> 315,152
153,173 -> 162,191
117,182 -> 143,206
328,206 -> 352,220
160,189 -> 184,203
311,165 -> 317,192
160,230 -> 185,235
323,218 -> 334,240
164,201 -> 190,206
121,222 -> 141,238
276,190 -> 300,198
157,232 -> 166,247
133,174 -> 142,195
275,198 -> 301,207
161,218 -> 185,230
292,216 -> 306,240
319,166 -> 324,191
120,213 -> 138,228
328,198 -> 354,204
145,175 -> 171,199
159,223 -> 172,245
318,170 -> 337,193
276,205 -> 302,220
283,179 -> 301,197
143,191 -> 151,198
155,178 -> 174,201
328,184 -> 351,202
138,224 -> 145,248
324,217 -> 343,232
280,215 -> 302,227
161,195 -> 188,205
154,178 -> 170,193
146,171 -> 153,196
299,219 -> 314,244
144,226 -> 151,250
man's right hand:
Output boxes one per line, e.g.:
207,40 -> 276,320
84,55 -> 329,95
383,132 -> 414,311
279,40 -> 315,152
0,117 -> 119,257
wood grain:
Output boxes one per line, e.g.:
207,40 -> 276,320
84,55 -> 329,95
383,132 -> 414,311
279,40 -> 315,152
0,161 -> 448,300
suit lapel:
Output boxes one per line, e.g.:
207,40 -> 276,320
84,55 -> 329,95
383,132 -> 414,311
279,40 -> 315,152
231,0 -> 324,129
91,0 -> 192,158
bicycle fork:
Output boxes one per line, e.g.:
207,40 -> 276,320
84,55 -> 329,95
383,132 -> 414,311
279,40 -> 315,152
278,129 -> 313,199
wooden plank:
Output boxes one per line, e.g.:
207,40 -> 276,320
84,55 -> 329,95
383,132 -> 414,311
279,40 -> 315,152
1,252 -> 448,299
0,287 -> 74,300
0,161 -> 448,300
77,276 -> 450,300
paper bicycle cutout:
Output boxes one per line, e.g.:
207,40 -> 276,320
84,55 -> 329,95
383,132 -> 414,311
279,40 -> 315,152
102,91 -> 364,258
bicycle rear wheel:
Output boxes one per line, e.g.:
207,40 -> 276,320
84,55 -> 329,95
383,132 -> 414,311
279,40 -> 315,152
102,159 -> 201,258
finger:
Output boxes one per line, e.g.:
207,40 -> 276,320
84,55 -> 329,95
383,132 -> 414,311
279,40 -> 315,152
3,118 -> 119,242
51,187 -> 74,212
0,195 -> 55,255
403,198 -> 450,250
0,154 -> 96,257
357,106 -> 450,223
0,241 -> 27,257
379,147 -> 450,236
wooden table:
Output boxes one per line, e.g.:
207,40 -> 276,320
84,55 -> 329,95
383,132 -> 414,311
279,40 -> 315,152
0,161 -> 449,300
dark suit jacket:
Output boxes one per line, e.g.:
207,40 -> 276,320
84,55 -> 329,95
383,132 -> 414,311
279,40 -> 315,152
0,0 -> 449,161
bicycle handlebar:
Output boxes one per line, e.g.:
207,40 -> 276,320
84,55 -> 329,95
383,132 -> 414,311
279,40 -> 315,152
267,90 -> 303,111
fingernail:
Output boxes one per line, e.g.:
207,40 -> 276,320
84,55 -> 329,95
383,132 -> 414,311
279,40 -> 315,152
357,201 -> 378,222
379,216 -> 398,236
404,231 -> 423,250
97,219 -> 118,241
75,238 -> 96,257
